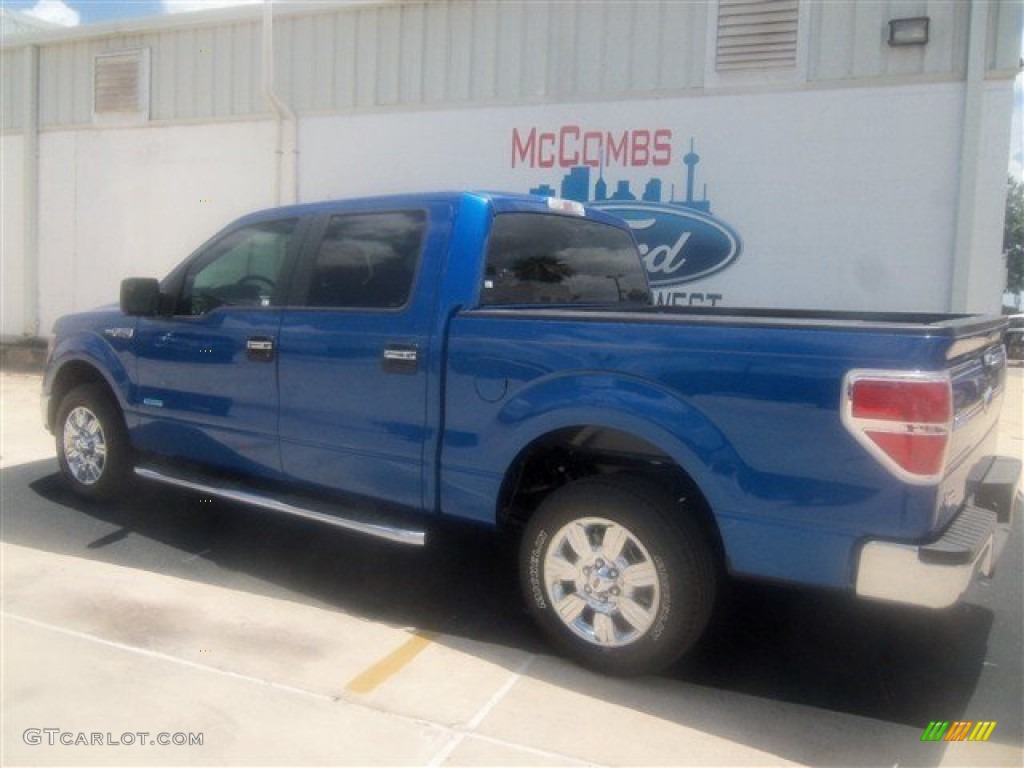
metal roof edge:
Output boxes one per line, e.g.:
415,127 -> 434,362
0,0 -> 407,50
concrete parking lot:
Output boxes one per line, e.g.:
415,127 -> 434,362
2,368 -> 1022,766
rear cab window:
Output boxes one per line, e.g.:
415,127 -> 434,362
481,213 -> 650,307
302,210 -> 426,310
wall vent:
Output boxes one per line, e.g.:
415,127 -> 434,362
93,49 -> 149,122
716,0 -> 799,72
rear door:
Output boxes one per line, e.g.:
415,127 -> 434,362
276,203 -> 452,509
132,216 -> 305,476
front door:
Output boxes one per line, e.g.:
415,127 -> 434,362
132,216 -> 303,476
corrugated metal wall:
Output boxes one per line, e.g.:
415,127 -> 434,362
26,23 -> 264,129
1,47 -> 24,130
811,0 -> 966,81
275,0 -> 709,113
1,0 -> 1020,133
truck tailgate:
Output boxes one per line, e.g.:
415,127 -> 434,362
941,335 -> 1010,527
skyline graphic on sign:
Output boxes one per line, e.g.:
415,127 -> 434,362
529,137 -> 712,213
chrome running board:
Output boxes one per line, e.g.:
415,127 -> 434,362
134,465 -> 426,547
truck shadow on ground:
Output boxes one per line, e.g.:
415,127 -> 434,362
10,463 -> 1016,766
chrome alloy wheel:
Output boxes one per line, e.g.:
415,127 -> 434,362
62,406 -> 108,486
542,516 -> 661,648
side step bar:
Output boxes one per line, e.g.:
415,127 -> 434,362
134,466 -> 426,547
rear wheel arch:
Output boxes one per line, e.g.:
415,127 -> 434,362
497,425 -> 726,565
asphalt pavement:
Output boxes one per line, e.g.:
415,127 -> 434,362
2,368 -> 1021,766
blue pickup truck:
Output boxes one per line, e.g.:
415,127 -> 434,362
43,191 -> 1020,675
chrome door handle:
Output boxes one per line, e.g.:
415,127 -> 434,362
246,336 -> 275,362
382,344 -> 418,374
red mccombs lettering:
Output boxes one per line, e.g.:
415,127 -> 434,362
512,126 -> 673,169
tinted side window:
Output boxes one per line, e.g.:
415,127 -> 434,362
179,218 -> 297,315
482,213 -> 650,306
305,211 -> 426,309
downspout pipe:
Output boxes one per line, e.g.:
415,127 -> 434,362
949,0 -> 988,312
22,43 -> 40,338
262,0 -> 298,206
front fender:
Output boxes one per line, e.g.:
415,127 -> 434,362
45,328 -> 136,424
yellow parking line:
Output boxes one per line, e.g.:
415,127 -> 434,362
345,630 -> 437,694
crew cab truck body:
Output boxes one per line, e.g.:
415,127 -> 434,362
43,191 -> 1021,675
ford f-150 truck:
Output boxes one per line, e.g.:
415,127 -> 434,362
43,191 -> 1021,675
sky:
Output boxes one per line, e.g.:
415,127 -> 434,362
6,0 -> 1024,179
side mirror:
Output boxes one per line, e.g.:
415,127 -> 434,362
120,278 -> 161,316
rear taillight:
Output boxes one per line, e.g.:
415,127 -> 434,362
842,371 -> 953,484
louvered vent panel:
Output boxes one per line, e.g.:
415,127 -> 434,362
716,0 -> 799,72
94,52 -> 143,114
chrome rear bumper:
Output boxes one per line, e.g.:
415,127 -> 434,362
856,457 -> 1021,609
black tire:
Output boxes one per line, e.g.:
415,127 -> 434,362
55,383 -> 132,501
520,474 -> 716,676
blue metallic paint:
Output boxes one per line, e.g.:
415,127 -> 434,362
43,191 -> 1010,594
131,308 -> 285,476
44,309 -> 137,417
440,312 -> 955,588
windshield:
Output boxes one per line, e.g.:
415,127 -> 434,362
481,213 -> 651,307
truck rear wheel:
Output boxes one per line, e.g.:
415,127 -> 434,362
520,475 -> 716,676
56,383 -> 131,501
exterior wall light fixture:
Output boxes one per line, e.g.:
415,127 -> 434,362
888,17 -> 930,47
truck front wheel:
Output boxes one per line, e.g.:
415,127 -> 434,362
520,475 -> 716,676
55,383 -> 131,501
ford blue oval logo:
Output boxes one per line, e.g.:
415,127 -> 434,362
592,202 -> 742,287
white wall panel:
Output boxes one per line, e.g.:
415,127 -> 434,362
35,121 -> 277,333
298,82 -> 1006,313
961,83 -> 1018,311
36,131 -> 77,328
1,136 -> 25,338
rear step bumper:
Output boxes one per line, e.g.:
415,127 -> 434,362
855,457 -> 1021,609
134,465 -> 426,547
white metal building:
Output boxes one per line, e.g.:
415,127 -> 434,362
1,0 -> 1021,339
